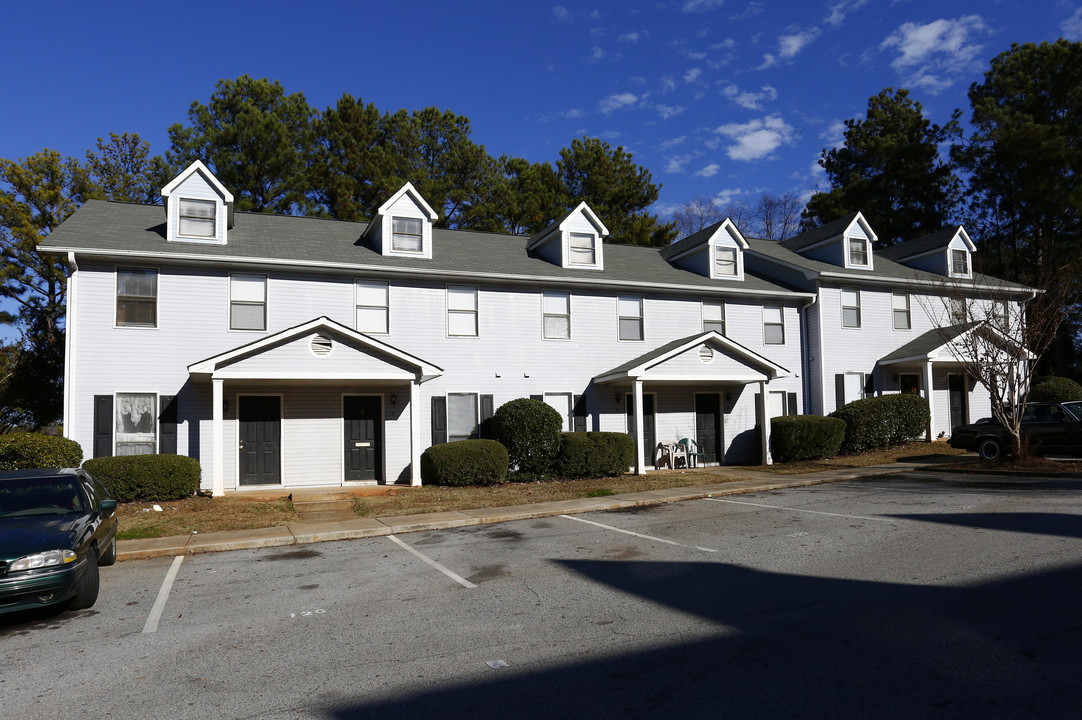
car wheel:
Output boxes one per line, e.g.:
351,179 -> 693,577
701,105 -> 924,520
99,537 -> 117,567
68,552 -> 100,611
978,438 -> 1004,461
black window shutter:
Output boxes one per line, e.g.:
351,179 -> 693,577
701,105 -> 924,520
863,373 -> 874,397
479,395 -> 494,438
93,395 -> 113,458
787,392 -> 798,416
159,395 -> 178,454
431,396 -> 447,445
530,394 -> 543,402
835,374 -> 845,410
573,394 -> 587,432
754,393 -> 762,426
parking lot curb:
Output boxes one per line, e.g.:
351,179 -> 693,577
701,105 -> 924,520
114,464 -> 919,562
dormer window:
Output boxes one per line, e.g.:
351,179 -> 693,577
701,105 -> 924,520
392,217 -> 424,253
569,233 -> 597,265
714,247 -> 738,277
848,237 -> 869,267
179,199 -> 216,238
951,248 -> 970,277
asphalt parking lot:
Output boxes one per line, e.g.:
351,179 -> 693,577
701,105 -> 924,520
3,472 -> 1081,719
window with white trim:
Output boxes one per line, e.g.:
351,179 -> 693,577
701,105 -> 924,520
391,217 -> 423,253
356,280 -> 389,334
951,249 -> 969,276
993,300 -> 1009,331
842,372 -> 864,405
841,287 -> 861,328
542,291 -> 570,339
848,237 -> 869,266
714,247 -> 737,277
544,392 -> 573,432
447,285 -> 478,337
950,296 -> 967,324
115,393 -> 156,456
447,393 -> 478,442
618,295 -> 644,341
763,304 -> 785,345
116,267 -> 157,328
230,274 -> 267,331
892,291 -> 911,330
179,198 -> 216,237
767,390 -> 788,419
702,300 -> 725,334
569,233 -> 597,265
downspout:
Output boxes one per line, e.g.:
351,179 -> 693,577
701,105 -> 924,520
64,252 -> 78,440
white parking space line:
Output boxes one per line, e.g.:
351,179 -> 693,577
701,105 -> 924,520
388,535 -> 477,589
706,498 -> 897,524
560,514 -> 718,553
142,555 -> 184,634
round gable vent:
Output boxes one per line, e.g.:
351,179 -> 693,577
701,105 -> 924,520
310,334 -> 333,357
698,345 -> 715,364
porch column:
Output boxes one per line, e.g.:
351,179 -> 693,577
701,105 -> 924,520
409,379 -> 422,486
633,379 -> 646,475
923,361 -> 935,440
759,380 -> 772,465
212,377 -> 225,497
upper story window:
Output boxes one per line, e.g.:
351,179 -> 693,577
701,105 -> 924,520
178,198 -> 216,238
714,247 -> 738,277
569,233 -> 597,265
951,248 -> 970,277
542,291 -> 571,340
892,292 -> 911,330
841,287 -> 861,328
447,285 -> 478,337
618,296 -> 644,341
703,300 -> 725,334
763,304 -> 785,345
848,237 -> 869,267
391,217 -> 423,253
950,296 -> 967,324
992,300 -> 1009,331
230,274 -> 267,331
356,280 -> 389,334
116,267 -> 157,328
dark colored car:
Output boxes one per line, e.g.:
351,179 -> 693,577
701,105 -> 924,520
948,401 -> 1082,461
0,468 -> 118,615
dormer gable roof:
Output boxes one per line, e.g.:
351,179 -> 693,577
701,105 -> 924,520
527,201 -> 609,250
160,160 -> 234,244
375,181 -> 439,224
160,160 -> 234,204
361,181 -> 439,259
878,225 -> 973,262
780,212 -> 876,253
660,218 -> 748,261
526,201 -> 609,270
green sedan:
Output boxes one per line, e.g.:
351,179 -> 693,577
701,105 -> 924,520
0,468 -> 118,615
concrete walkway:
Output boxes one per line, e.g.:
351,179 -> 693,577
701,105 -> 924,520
117,460 -> 968,562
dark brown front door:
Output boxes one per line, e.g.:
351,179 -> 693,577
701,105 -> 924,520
344,396 -> 381,482
696,393 -> 722,464
239,396 -> 281,486
948,374 -> 968,430
625,393 -> 656,455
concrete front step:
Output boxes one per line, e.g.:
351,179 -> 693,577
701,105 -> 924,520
293,499 -> 354,514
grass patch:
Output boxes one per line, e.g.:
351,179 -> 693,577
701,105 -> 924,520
584,488 -> 615,497
116,496 -> 298,539
743,441 -> 967,475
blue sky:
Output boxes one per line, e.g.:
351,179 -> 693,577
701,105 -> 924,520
3,1 -> 1080,218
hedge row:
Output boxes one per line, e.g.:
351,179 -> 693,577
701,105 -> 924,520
0,433 -> 83,471
553,432 -> 635,479
768,415 -> 847,462
831,393 -> 930,454
420,439 -> 509,486
82,454 -> 201,502
1029,376 -> 1082,403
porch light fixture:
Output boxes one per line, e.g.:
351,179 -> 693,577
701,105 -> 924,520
615,392 -> 622,402
390,394 -> 398,408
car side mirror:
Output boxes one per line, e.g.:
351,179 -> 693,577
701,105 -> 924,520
99,499 -> 117,514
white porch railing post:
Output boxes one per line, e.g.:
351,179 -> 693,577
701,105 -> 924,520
634,379 -> 646,475
923,360 -> 935,440
759,380 -> 772,465
409,380 -> 422,486
212,377 -> 225,497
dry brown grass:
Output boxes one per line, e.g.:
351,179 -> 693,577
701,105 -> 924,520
935,455 -> 1077,474
748,441 -> 967,475
116,496 -> 298,539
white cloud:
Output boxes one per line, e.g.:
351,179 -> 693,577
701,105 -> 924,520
694,163 -> 721,178
684,67 -> 703,83
659,136 -> 687,151
759,27 -> 821,68
598,92 -> 639,115
683,0 -> 724,12
729,2 -> 763,20
824,0 -> 867,27
552,6 -> 571,22
714,188 -> 745,207
655,104 -> 686,120
660,76 -> 678,93
820,120 -> 846,150
665,153 -> 696,173
687,51 -> 707,60
715,115 -> 797,161
590,46 -> 605,61
723,84 -> 778,110
711,38 -> 737,50
619,32 -> 640,42
560,108 -> 585,119
881,15 -> 990,93
1061,8 -> 1082,39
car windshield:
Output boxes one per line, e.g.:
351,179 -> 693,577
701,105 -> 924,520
0,477 -> 85,518
1062,402 -> 1082,421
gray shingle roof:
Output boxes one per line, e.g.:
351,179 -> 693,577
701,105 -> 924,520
41,200 -> 804,298
877,226 -> 961,261
659,221 -> 725,260
878,322 -> 975,363
778,213 -> 860,252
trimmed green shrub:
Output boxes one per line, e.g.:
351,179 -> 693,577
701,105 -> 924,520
831,393 -> 930,454
768,415 -> 846,462
554,432 -> 635,479
0,433 -> 83,471
83,454 -> 201,502
491,398 -> 563,475
1029,376 -> 1082,403
420,439 -> 509,486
